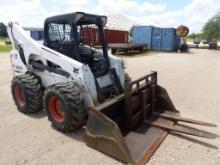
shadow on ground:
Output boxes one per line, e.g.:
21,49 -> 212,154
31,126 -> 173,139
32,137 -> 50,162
51,126 -> 85,142
28,109 -> 84,142
170,132 -> 219,150
28,110 -> 47,119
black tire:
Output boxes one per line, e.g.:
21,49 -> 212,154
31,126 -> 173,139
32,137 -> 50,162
111,48 -> 117,54
44,82 -> 87,132
139,48 -> 143,53
11,73 -> 44,113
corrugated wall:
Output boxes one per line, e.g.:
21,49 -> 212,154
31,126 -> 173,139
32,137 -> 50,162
80,27 -> 129,45
132,26 -> 180,51
105,29 -> 129,43
161,28 -> 176,51
132,26 -> 152,49
151,27 -> 162,50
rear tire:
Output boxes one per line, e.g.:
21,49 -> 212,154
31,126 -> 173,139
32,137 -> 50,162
111,48 -> 117,54
11,73 -> 44,113
44,82 -> 87,132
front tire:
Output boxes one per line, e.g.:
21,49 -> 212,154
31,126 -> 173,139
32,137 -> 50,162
44,82 -> 87,132
11,73 -> 44,113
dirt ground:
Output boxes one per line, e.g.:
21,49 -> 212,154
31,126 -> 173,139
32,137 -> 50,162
0,49 -> 220,165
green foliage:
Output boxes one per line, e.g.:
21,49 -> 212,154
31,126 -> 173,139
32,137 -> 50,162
188,33 -> 197,39
189,13 -> 220,41
0,23 -> 8,37
202,12 -> 220,40
187,33 -> 203,41
0,45 -> 12,52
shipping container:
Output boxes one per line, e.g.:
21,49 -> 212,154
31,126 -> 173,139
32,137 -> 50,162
132,26 -> 152,48
132,26 -> 180,51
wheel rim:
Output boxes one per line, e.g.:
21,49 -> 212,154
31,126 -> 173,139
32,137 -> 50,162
14,84 -> 25,107
48,96 -> 65,122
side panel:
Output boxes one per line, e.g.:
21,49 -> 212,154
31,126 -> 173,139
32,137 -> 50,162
132,26 -> 152,49
106,29 -> 129,44
10,49 -> 28,76
108,54 -> 125,89
175,36 -> 181,50
80,28 -> 129,45
151,27 -> 162,50
161,28 -> 175,51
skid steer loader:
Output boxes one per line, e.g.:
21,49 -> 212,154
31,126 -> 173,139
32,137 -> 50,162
7,12 -> 218,164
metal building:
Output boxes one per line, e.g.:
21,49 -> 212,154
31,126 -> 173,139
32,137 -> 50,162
23,27 -> 44,41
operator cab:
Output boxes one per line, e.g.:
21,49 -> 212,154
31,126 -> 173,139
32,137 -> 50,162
44,12 -> 109,77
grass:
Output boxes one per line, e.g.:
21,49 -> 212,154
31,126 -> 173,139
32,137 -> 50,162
0,37 -> 10,42
0,45 -> 12,52
0,38 -> 11,52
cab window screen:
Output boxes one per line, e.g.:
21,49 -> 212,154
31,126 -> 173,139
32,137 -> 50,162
48,23 -> 71,41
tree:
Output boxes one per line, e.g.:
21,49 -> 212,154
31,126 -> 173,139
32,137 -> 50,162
0,23 -> 8,37
202,12 -> 220,40
188,33 -> 203,40
188,33 -> 197,39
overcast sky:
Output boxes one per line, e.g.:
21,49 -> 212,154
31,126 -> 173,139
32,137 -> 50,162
0,0 -> 220,33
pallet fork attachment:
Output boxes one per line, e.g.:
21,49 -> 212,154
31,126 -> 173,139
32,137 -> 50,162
84,72 -> 218,164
